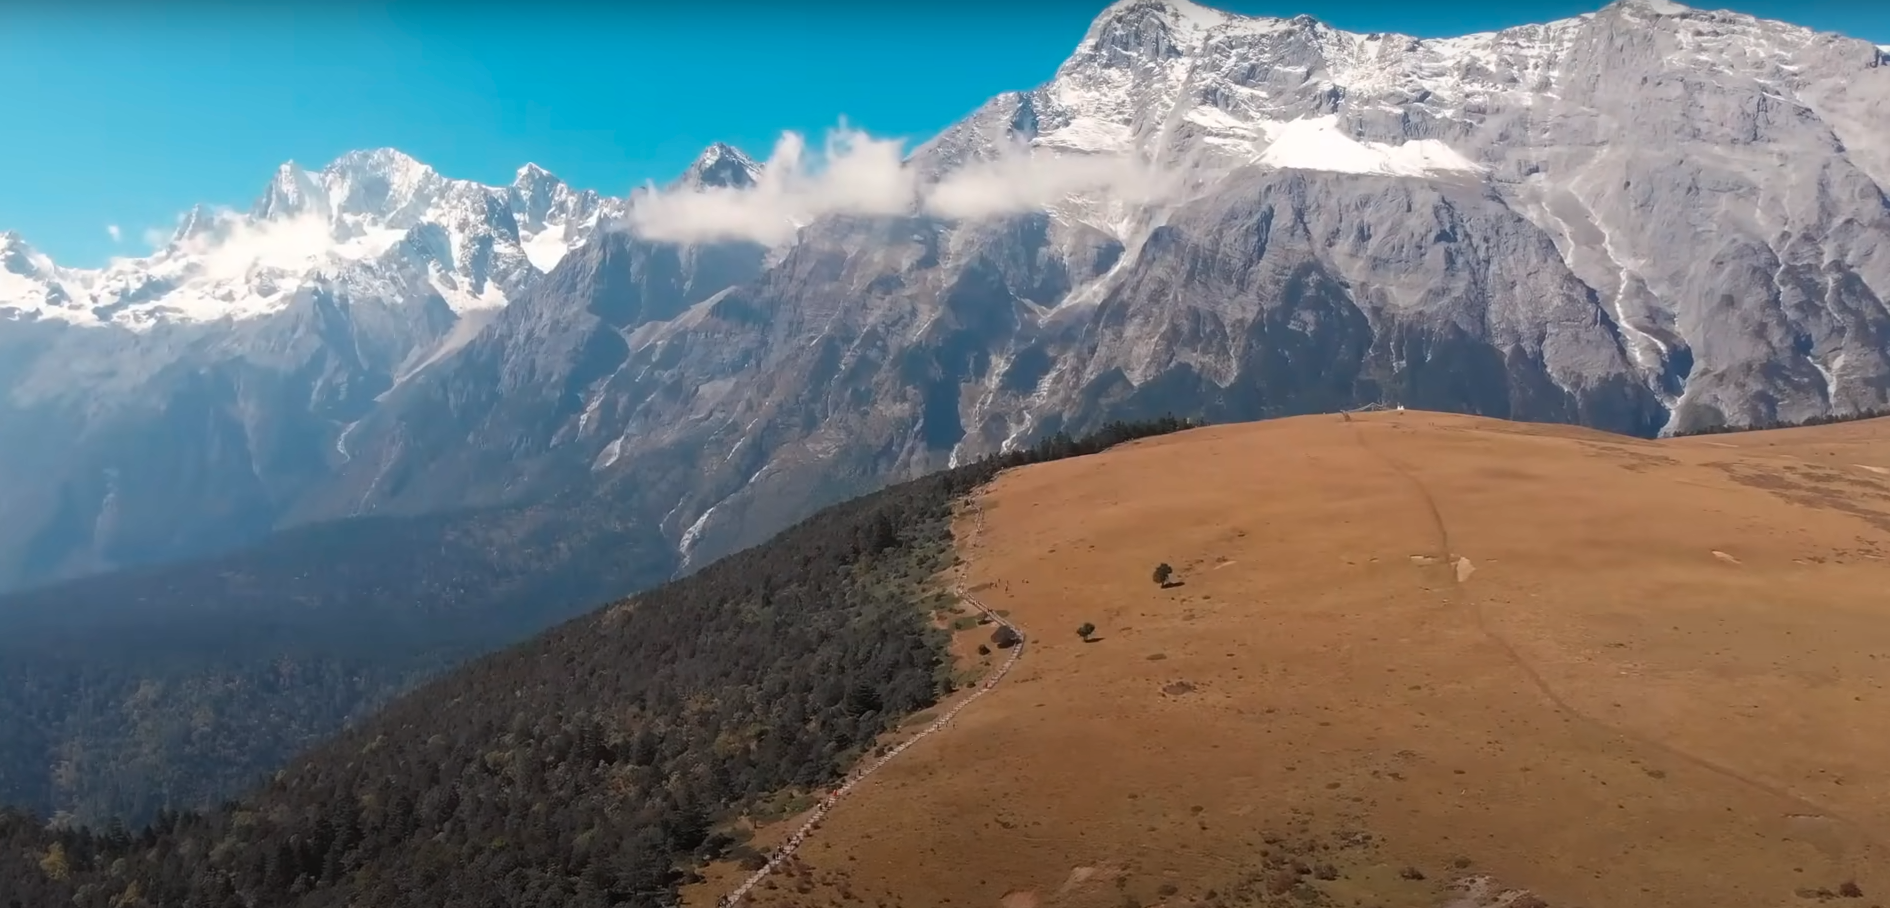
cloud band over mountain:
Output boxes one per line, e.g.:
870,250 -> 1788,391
622,125 -> 1173,245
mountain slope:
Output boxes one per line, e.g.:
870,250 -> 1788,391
687,409 -> 1890,908
0,150 -> 620,590
0,419 -> 1191,908
326,0 -> 1890,576
0,487 -> 675,825
5,0 -> 1890,832
5,411 -> 1885,908
918,0 -> 1890,434
4,0 -> 1889,595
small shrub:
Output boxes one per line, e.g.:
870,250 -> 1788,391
732,845 -> 767,870
1152,563 -> 1174,585
976,644 -> 991,656
1077,622 -> 1097,640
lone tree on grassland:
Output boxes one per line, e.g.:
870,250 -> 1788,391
1076,622 -> 1097,641
1152,563 -> 1174,586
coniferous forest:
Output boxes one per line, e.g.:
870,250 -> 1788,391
0,497 -> 677,827
0,417 -> 1194,908
1670,405 -> 1890,437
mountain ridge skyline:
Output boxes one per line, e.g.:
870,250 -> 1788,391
7,0 -> 1887,268
1,0 -> 1888,841
1,0 -> 1887,593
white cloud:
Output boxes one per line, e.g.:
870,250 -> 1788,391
106,224 -> 122,242
182,213 -> 333,281
623,124 -> 1175,245
625,128 -> 914,246
116,209 -> 402,278
925,152 -> 1176,220
169,211 -> 407,280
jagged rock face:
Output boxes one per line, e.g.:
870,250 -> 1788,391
2,0 -> 1889,591
532,173 -> 1671,571
566,0 -> 1890,568
984,170 -> 1665,439
307,225 -> 773,526
922,0 -> 1890,433
0,153 -> 619,588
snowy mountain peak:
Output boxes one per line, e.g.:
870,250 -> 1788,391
680,142 -> 761,190
1089,0 -> 1245,35
314,148 -> 446,224
1610,0 -> 1692,16
3,149 -> 621,330
171,204 -> 220,244
324,147 -> 431,181
252,161 -> 327,221
1013,0 -> 1838,183
508,160 -> 618,271
1082,0 -> 1305,55
0,231 -> 44,277
511,162 -> 571,204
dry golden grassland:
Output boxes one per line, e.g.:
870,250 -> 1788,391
689,411 -> 1890,908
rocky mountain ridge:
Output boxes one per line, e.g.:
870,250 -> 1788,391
2,0 -> 1889,592
4,149 -> 617,330
0,145 -> 655,588
538,0 -> 1890,568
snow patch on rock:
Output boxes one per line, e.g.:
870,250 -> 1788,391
1256,115 -> 1483,177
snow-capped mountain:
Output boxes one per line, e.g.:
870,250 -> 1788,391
11,0 -> 1890,822
0,149 -> 649,588
3,149 -> 620,331
913,0 -> 1890,438
3,0 -> 1889,597
675,142 -> 763,190
522,0 -> 1890,569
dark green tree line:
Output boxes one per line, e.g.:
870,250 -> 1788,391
1671,406 -> 1890,437
0,416 -> 1198,908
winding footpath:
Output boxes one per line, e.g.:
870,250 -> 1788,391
718,502 -> 1021,908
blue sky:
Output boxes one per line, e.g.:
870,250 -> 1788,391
4,0 -> 1886,267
